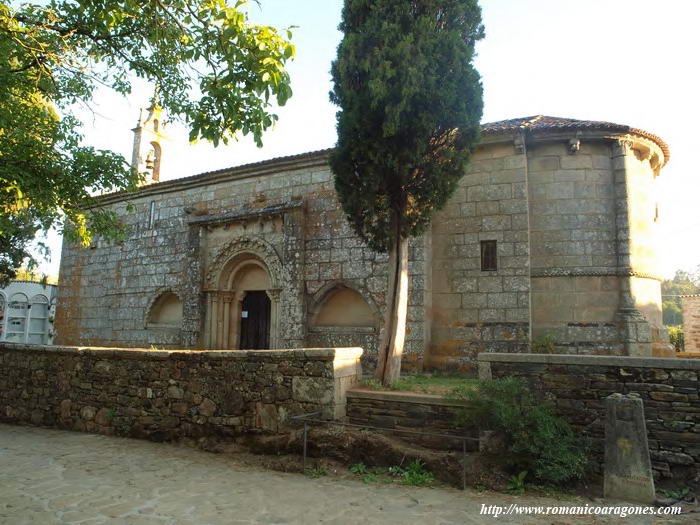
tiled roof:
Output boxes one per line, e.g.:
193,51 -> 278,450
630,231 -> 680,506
482,115 -> 669,162
99,115 -> 669,202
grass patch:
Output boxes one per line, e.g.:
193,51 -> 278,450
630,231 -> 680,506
348,460 -> 434,486
304,467 -> 328,478
359,374 -> 477,395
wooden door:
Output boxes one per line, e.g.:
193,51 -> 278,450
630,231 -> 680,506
239,291 -> 271,349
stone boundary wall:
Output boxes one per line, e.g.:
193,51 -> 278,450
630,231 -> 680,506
479,353 -> 700,480
346,389 -> 477,450
0,343 -> 362,441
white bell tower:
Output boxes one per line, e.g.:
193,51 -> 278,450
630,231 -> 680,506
131,93 -> 167,185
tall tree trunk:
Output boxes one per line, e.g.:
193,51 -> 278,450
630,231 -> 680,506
375,216 -> 409,386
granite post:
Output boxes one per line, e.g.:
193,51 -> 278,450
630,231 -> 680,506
604,393 -> 655,503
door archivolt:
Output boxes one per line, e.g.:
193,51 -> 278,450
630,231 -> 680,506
205,252 -> 280,350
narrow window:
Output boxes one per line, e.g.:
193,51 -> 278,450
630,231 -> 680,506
148,201 -> 156,229
480,240 -> 498,271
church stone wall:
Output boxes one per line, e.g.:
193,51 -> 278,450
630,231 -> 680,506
528,141 -> 623,354
55,123 -> 669,374
428,142 -> 530,371
55,154 -> 429,372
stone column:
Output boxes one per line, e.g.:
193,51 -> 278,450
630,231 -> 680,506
266,288 -> 281,349
604,393 -> 655,503
221,292 -> 233,349
612,139 -> 651,356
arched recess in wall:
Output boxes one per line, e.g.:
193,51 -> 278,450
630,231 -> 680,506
146,290 -> 183,329
309,282 -> 378,332
148,141 -> 161,182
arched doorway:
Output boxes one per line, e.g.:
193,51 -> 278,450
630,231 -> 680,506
205,253 -> 279,349
240,291 -> 271,349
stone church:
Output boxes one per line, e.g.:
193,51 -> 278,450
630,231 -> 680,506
54,110 -> 672,373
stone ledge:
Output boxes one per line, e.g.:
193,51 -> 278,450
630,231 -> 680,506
0,343 -> 363,361
478,352 -> 700,370
347,388 -> 470,407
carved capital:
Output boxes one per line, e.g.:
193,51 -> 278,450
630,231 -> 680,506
266,288 -> 282,301
614,138 -> 634,157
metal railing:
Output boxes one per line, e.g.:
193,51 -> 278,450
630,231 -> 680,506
289,411 -> 479,490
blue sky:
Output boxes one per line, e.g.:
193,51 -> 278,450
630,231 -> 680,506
33,0 -> 700,278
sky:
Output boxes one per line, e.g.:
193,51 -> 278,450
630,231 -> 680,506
32,0 -> 700,279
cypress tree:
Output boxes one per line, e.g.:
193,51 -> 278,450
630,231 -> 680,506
330,0 -> 484,384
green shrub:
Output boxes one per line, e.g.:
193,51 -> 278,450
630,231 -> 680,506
531,332 -> 557,353
668,326 -> 684,351
506,471 -> 528,494
399,460 -> 434,486
449,377 -> 589,484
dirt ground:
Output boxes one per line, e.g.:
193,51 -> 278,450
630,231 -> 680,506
0,423 -> 697,524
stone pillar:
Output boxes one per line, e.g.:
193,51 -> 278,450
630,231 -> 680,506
681,295 -> 700,353
604,393 -> 655,503
182,224 -> 204,348
266,288 -> 281,349
612,139 -> 651,356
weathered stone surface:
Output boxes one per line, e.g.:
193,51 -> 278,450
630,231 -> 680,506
346,389 -> 477,451
53,125 -> 669,375
681,296 -> 700,353
604,394 -> 655,503
80,406 -> 96,421
481,352 -> 700,481
198,398 -> 216,417
292,377 -> 333,405
0,344 -> 361,441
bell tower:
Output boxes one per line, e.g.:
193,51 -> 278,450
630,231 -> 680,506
131,92 -> 167,185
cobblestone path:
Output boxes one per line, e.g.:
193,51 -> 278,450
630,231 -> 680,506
0,424 -> 695,524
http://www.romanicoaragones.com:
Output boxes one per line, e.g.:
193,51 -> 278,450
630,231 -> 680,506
480,503 -> 681,519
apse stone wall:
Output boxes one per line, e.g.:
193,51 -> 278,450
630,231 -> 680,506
428,141 -> 530,372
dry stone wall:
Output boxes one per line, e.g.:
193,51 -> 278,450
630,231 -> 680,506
0,343 -> 362,441
346,389 -> 477,451
479,353 -> 700,481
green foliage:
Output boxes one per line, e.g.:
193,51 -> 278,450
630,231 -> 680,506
390,374 -> 476,394
303,467 -> 327,478
531,333 -> 557,354
348,461 -> 433,486
360,374 -> 476,394
660,487 -> 691,500
349,462 -> 368,475
668,326 -> 684,351
505,470 -> 528,494
329,0 -> 484,252
662,268 -> 700,326
397,460 -> 434,486
0,0 -> 294,283
449,377 -> 589,484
